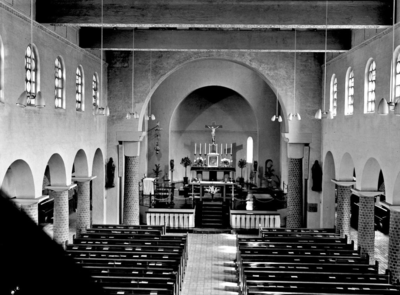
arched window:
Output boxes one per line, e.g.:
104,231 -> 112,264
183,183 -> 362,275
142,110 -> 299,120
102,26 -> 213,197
395,54 -> 400,103
345,68 -> 354,115
0,35 -> 3,103
54,57 -> 64,109
76,66 -> 84,111
92,73 -> 99,109
330,75 -> 337,117
365,60 -> 376,113
25,44 -> 37,106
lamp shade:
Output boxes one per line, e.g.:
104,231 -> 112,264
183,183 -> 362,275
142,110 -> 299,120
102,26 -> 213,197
16,91 -> 28,107
296,113 -> 301,120
106,106 -> 110,116
126,112 -> 131,119
377,98 -> 389,115
315,109 -> 322,119
278,115 -> 282,122
36,91 -> 45,108
288,113 -> 293,121
151,114 -> 156,120
271,115 -> 276,121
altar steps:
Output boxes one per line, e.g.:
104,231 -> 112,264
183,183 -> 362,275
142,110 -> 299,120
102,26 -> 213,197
201,202 -> 224,228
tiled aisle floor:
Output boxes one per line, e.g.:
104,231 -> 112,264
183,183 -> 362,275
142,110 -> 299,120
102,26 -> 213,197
349,226 -> 389,274
181,234 -> 239,295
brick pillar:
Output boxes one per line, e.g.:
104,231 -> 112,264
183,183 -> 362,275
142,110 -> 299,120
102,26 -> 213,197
123,156 -> 139,225
21,203 -> 39,224
76,181 -> 91,236
287,158 -> 303,228
53,190 -> 69,246
388,208 -> 400,282
358,195 -> 375,263
336,185 -> 352,237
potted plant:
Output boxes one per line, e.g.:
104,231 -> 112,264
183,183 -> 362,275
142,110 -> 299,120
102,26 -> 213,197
180,156 -> 192,184
238,159 -> 247,186
265,159 -> 280,188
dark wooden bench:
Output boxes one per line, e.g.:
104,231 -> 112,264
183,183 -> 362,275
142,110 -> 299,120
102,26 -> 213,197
259,227 -> 336,234
238,247 -> 361,257
85,228 -> 163,236
238,240 -> 355,250
79,233 -> 185,240
241,236 -> 349,244
260,232 -> 341,238
103,285 -> 173,295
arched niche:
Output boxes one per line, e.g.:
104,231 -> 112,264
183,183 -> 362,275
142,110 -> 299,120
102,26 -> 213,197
338,153 -> 355,181
73,149 -> 89,177
1,160 -> 35,198
321,151 -> 336,228
360,158 -> 382,191
92,148 -> 105,224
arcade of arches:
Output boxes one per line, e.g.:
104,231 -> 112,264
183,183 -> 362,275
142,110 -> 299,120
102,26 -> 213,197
2,0 -> 400,287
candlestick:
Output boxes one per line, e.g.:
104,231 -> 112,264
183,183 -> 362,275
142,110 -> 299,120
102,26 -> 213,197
199,144 -> 201,155
231,143 -> 232,154
204,143 -> 206,155
195,143 -> 197,154
226,143 -> 227,155
221,144 -> 222,155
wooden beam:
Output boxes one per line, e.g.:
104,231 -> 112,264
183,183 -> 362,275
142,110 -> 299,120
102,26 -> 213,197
80,29 -> 351,52
37,0 -> 392,29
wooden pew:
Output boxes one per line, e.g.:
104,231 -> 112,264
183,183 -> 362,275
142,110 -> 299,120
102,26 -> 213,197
85,228 -> 163,236
80,232 -> 184,240
103,285 -> 174,295
259,227 -> 336,234
238,240 -> 355,250
238,247 -> 361,257
240,236 -> 349,244
92,224 -> 166,235
260,232 -> 341,238
245,281 -> 400,295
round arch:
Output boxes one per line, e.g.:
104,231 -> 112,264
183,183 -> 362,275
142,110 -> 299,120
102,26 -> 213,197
72,149 -> 89,177
137,57 -> 288,133
338,152 -> 355,180
360,157 -> 382,191
92,148 -> 105,224
1,160 -> 35,198
46,153 -> 68,186
392,171 -> 400,205
0,33 -> 4,103
321,151 -> 336,228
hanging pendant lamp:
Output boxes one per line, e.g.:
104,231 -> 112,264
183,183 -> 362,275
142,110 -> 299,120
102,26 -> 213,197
126,29 -> 139,120
288,29 -> 301,120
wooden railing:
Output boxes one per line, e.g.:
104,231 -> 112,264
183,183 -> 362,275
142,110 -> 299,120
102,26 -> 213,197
230,210 -> 280,229
146,208 -> 195,229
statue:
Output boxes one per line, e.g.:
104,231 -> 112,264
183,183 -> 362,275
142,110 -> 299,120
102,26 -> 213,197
170,159 -> 174,171
205,122 -> 222,144
105,157 -> 115,188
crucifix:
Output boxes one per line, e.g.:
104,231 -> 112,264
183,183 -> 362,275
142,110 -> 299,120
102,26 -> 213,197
205,121 -> 222,144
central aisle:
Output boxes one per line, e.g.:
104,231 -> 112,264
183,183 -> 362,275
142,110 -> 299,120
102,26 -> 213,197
181,234 -> 239,295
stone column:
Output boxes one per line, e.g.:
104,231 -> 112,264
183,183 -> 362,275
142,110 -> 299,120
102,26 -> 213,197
388,207 -> 400,282
13,196 -> 48,225
46,185 -> 77,247
352,189 -> 380,264
123,156 -> 139,225
287,158 -> 303,228
332,180 -> 355,237
72,176 -> 96,237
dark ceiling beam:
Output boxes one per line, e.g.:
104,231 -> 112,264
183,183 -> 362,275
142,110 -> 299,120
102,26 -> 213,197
80,29 -> 350,52
37,0 -> 392,29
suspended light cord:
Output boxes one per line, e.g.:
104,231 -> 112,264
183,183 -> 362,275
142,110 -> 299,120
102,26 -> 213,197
149,52 -> 152,117
392,0 -> 396,102
131,30 -> 135,113
323,0 -> 328,111
294,29 -> 297,113
100,0 -> 103,108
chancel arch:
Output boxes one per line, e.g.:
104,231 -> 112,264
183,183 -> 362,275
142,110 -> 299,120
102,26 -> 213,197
1,160 -> 35,198
321,151 -> 336,228
146,58 -> 284,182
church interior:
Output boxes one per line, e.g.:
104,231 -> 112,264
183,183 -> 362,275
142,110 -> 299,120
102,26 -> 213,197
1,0 -> 400,294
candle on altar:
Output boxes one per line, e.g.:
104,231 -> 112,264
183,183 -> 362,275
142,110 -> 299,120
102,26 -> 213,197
231,143 -> 232,154
195,143 -> 197,154
205,143 -> 206,154
226,143 -> 227,154
199,143 -> 201,154
221,144 -> 223,155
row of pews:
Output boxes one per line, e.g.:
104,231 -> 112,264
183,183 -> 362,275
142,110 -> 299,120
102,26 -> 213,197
236,227 -> 400,295
66,224 -> 187,295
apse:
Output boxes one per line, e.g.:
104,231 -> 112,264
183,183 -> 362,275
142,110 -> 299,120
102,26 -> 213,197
170,86 -> 257,180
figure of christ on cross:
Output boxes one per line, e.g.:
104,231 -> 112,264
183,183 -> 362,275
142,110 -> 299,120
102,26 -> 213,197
205,122 -> 222,144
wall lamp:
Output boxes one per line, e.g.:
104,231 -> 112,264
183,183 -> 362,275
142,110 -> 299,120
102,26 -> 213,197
378,98 -> 400,115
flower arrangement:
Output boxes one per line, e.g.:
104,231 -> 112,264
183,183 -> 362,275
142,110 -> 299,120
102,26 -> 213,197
194,156 -> 204,167
152,164 -> 162,178
205,186 -> 220,195
220,158 -> 231,167
180,156 -> 192,177
238,159 -> 247,178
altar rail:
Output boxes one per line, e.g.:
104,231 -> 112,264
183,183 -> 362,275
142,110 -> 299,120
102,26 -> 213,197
146,208 -> 195,229
230,210 -> 281,229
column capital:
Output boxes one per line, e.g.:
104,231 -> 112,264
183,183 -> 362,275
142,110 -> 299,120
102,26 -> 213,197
45,184 -> 77,192
351,188 -> 381,197
13,195 -> 49,206
72,175 -> 97,182
331,179 -> 356,186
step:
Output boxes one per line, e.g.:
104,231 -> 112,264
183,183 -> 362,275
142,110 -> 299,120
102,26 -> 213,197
202,207 -> 221,211
203,202 -> 223,205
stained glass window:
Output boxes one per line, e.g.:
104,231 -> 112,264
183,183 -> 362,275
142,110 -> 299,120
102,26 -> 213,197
25,45 -> 37,106
347,70 -> 354,115
332,76 -> 337,117
366,60 -> 376,113
92,73 -> 98,109
55,57 -> 63,108
395,54 -> 400,102
76,67 -> 83,111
